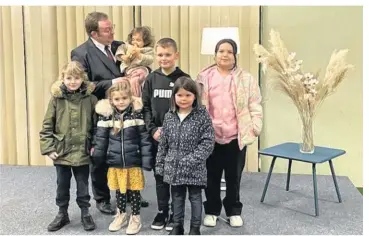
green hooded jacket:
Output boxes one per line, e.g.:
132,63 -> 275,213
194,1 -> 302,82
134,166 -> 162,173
39,80 -> 98,166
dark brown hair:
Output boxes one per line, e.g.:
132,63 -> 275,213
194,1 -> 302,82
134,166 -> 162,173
84,12 -> 108,37
170,76 -> 202,112
127,26 -> 155,47
214,38 -> 238,69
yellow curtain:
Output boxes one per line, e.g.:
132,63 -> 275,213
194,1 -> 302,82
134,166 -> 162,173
0,6 -> 28,165
0,6 -> 135,166
140,6 -> 260,171
1,6 -> 260,171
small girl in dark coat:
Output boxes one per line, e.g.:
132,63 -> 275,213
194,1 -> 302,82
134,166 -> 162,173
156,76 -> 215,235
92,80 -> 153,235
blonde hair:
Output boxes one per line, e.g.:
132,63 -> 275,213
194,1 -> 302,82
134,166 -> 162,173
58,61 -> 87,81
106,79 -> 132,101
106,79 -> 133,135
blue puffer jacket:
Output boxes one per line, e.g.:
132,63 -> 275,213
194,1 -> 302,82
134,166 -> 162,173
92,98 -> 153,170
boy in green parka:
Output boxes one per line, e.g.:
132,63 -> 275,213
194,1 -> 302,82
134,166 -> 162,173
39,61 -> 97,232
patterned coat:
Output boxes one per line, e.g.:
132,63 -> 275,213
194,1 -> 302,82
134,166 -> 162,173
156,106 -> 215,187
196,65 -> 263,150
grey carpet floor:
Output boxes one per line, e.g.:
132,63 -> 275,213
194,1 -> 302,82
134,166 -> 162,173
0,165 -> 363,235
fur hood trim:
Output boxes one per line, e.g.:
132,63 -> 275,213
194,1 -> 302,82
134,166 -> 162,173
95,97 -> 143,117
50,80 -> 95,98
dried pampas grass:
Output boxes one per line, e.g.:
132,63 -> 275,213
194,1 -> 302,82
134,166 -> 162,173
254,29 -> 353,153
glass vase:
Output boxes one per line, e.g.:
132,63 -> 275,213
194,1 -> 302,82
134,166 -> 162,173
299,114 -> 315,154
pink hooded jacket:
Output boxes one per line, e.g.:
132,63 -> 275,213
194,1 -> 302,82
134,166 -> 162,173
196,65 -> 263,150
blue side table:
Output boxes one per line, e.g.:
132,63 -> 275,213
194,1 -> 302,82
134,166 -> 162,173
259,142 -> 345,216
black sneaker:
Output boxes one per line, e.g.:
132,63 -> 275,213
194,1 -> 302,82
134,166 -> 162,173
165,213 -> 174,231
47,212 -> 70,232
151,211 -> 168,230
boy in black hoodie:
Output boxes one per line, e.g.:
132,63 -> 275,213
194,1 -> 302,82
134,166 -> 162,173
142,38 -> 190,232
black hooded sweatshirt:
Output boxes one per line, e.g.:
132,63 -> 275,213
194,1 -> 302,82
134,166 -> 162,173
142,67 -> 190,139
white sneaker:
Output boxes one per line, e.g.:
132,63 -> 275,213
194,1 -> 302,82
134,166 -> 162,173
229,215 -> 243,227
203,214 -> 217,227
108,209 -> 128,231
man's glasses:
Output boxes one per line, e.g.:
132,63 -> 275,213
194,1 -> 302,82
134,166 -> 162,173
99,24 -> 115,34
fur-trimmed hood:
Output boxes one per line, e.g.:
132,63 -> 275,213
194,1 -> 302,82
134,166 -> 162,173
95,97 -> 143,117
50,80 -> 95,98
40,79 -> 98,166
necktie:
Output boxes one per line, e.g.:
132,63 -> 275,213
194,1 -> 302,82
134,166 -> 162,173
104,45 -> 114,61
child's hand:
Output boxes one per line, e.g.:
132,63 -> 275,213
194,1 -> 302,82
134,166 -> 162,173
153,127 -> 162,141
126,47 -> 133,59
90,148 -> 95,156
121,55 -> 130,63
130,46 -> 140,59
48,152 -> 58,160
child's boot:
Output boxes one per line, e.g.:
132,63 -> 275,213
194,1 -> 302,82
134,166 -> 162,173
109,208 -> 128,231
126,214 -> 142,235
47,207 -> 70,231
169,224 -> 184,235
81,207 -> 96,231
189,225 -> 201,235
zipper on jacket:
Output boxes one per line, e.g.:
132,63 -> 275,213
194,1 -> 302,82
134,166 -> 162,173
120,113 -> 126,168
121,127 -> 125,167
172,120 -> 182,184
172,111 -> 191,183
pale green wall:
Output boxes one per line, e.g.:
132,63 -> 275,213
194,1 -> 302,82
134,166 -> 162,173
260,6 -> 363,187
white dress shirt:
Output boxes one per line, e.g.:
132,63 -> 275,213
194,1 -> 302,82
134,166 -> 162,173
90,37 -> 116,62
90,37 -> 121,84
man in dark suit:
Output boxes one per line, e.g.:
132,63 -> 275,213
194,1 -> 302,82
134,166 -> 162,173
71,12 -> 124,100
71,12 -> 148,215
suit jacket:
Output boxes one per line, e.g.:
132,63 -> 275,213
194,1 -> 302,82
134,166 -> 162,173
71,38 -> 124,100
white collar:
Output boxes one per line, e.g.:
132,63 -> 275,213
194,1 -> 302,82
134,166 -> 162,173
90,37 -> 110,52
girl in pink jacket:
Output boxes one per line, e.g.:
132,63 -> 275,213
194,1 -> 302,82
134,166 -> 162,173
195,38 -> 263,228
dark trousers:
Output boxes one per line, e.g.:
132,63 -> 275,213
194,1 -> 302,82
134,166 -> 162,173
154,175 -> 171,212
171,185 -> 202,227
55,164 -> 90,210
153,145 -> 171,212
204,139 -> 246,217
90,162 -> 110,203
